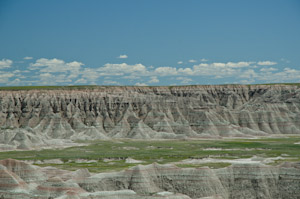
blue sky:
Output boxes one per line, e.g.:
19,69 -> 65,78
0,0 -> 300,86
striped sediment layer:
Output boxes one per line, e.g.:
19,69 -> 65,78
0,85 -> 300,149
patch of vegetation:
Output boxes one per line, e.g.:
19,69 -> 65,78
176,162 -> 231,169
34,160 -> 142,173
0,136 -> 300,173
0,126 -> 15,130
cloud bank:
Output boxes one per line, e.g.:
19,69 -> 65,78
1,57 -> 299,86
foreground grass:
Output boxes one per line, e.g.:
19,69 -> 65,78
0,136 -> 300,172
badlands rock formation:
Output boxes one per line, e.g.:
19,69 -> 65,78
0,159 -> 300,199
0,85 -> 300,149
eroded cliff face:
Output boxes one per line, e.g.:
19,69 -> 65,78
0,159 -> 300,199
0,85 -> 300,149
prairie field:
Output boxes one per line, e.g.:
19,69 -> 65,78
1,136 -> 299,173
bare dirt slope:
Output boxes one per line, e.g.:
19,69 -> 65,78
0,85 -> 300,149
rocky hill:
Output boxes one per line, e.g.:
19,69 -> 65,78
0,159 -> 300,199
0,85 -> 300,149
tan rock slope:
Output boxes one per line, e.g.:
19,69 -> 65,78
0,159 -> 300,199
0,85 -> 300,149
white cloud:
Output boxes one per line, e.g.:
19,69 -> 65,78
38,73 -> 58,85
154,67 -> 178,76
176,77 -> 192,84
193,63 -> 235,77
211,63 -> 225,67
13,70 -> 21,73
118,54 -> 128,59
67,61 -> 83,68
0,72 -> 14,83
240,79 -> 255,84
29,58 -> 83,83
225,61 -> 254,68
0,73 -> 14,78
257,67 -> 300,82
193,61 -> 253,70
0,59 -> 13,69
31,58 -> 64,67
257,61 -> 277,66
81,68 -> 101,81
23,56 -> 33,60
40,73 -> 52,78
178,68 -> 194,75
30,58 -> 83,75
37,71 -> 72,85
260,67 -> 278,72
148,76 -> 159,83
239,69 -> 258,79
75,78 -> 87,84
214,75 -> 223,79
177,61 -> 183,64
123,75 -> 140,79
1,57 -> 298,86
104,61 -> 254,79
98,63 -> 148,75
200,58 -> 208,62
190,61 -> 256,78
135,82 -> 148,86
189,59 -> 197,63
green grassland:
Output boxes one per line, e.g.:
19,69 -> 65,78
0,136 -> 300,172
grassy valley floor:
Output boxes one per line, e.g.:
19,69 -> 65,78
0,136 -> 300,173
